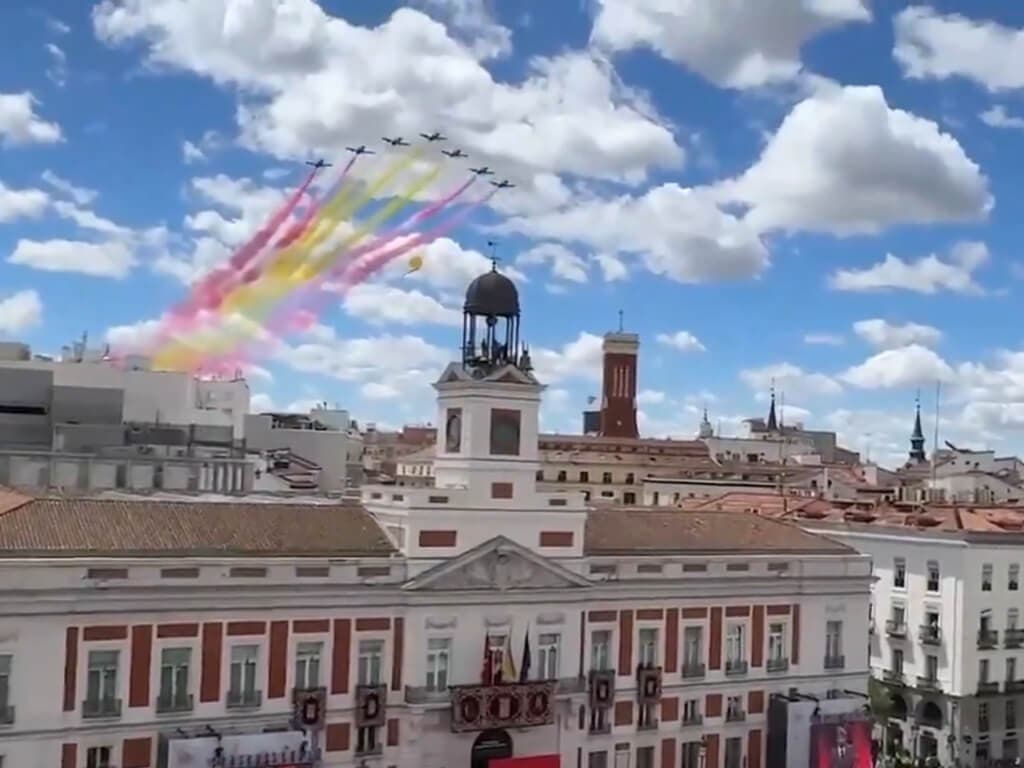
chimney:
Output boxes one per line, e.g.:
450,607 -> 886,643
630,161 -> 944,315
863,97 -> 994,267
599,331 -> 639,439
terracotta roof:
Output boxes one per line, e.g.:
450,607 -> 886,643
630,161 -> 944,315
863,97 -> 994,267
687,492 -> 830,516
0,495 -> 395,557
584,507 -> 853,555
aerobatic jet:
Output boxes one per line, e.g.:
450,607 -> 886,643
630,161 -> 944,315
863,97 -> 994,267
345,145 -> 375,155
382,136 -> 410,147
442,148 -> 468,158
420,131 -> 447,142
305,159 -> 333,169
490,179 -> 515,189
469,166 -> 494,176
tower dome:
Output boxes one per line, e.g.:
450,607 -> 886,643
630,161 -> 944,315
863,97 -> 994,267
464,263 -> 520,316
461,263 -> 523,371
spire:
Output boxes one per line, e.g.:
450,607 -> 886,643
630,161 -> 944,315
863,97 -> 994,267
698,405 -> 713,439
909,392 -> 926,463
766,382 -> 778,433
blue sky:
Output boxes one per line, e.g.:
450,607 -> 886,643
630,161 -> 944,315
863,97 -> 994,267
2,0 -> 1024,466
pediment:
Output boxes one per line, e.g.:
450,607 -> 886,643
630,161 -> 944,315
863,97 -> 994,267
404,536 -> 590,592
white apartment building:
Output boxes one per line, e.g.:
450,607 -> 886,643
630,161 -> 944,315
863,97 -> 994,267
802,511 -> 1024,765
0,268 -> 873,768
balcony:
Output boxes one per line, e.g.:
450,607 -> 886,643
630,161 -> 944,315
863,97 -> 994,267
405,685 -> 449,705
978,629 -> 999,649
681,712 -> 703,727
724,659 -> 748,677
82,697 -> 122,719
916,676 -> 941,692
824,654 -> 846,670
1006,629 -> 1024,649
226,688 -> 263,710
918,625 -> 942,646
681,662 -> 706,679
885,620 -> 907,638
450,681 -> 556,733
977,681 -> 1000,696
766,657 -> 790,673
0,704 -> 13,725
726,708 -> 746,723
882,669 -> 905,686
155,692 -> 194,714
1005,680 -> 1024,693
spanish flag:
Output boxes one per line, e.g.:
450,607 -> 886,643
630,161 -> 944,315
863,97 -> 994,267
501,633 -> 518,683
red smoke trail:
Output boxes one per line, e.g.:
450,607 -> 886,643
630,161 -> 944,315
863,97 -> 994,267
273,155 -> 358,249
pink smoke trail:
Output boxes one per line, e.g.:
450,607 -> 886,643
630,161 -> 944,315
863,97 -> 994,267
274,154 -> 358,249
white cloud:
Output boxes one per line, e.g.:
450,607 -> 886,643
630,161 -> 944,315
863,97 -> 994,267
53,200 -> 132,237
0,290 -> 43,336
517,243 -> 588,283
594,252 -> 627,282
532,332 -> 604,384
342,282 -> 460,326
719,85 -> 992,235
637,389 -> 666,405
656,330 -> 706,353
740,362 -> 842,397
46,16 -> 72,35
502,184 -> 769,283
183,140 -> 205,164
981,105 -> 1024,130
829,241 -> 988,295
853,318 -> 942,350
591,0 -> 870,89
0,92 -> 63,146
842,344 -> 954,389
8,239 -> 136,278
45,43 -> 68,87
249,392 -> 276,412
104,319 -> 163,352
41,170 -> 98,205
803,332 -> 844,346
0,182 -> 49,223
385,237 -> 524,294
93,2 -> 682,190
416,0 -> 512,59
894,7 -> 1024,92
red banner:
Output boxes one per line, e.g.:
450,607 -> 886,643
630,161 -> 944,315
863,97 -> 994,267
491,755 -> 560,768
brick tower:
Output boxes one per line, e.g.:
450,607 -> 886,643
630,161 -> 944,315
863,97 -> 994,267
599,328 -> 639,439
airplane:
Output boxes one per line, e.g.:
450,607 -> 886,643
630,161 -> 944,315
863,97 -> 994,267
420,131 -> 447,142
345,145 -> 375,155
442,148 -> 468,158
305,159 -> 332,170
490,179 -> 515,189
382,136 -> 410,147
469,166 -> 494,176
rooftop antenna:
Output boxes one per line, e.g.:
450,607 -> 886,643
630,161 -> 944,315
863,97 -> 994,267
931,380 -> 941,500
617,309 -> 624,333
486,239 -> 499,269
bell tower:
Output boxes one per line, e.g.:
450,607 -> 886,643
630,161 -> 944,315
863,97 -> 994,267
432,263 -> 543,498
599,313 -> 639,439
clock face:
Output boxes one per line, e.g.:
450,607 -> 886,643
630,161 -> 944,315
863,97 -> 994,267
446,409 -> 462,453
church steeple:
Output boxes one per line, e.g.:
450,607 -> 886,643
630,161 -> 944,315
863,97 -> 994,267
766,384 -> 778,433
909,393 -> 926,463
698,405 -> 714,439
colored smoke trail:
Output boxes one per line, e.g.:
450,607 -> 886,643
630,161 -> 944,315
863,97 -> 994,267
273,155 -> 357,249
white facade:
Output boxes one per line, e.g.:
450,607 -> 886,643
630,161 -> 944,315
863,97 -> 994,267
704,436 -> 816,464
802,523 -> 1024,764
245,412 -> 363,492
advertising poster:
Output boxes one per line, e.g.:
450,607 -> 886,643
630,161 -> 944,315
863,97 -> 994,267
808,718 -> 872,768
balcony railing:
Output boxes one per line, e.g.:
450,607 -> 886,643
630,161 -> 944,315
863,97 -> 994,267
226,688 -> 263,709
1005,680 -> 1024,693
978,629 -> 999,649
155,692 -> 194,714
1005,629 -> 1024,649
882,669 -> 905,685
0,704 -> 13,725
82,697 -> 122,719
766,657 -> 789,673
726,709 -> 746,723
681,662 -> 706,679
824,654 -> 846,670
885,620 -> 907,638
681,712 -> 703,727
724,659 -> 748,676
916,676 -> 941,691
918,625 -> 942,646
977,681 -> 1000,695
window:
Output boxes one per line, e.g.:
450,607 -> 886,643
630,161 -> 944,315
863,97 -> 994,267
358,640 -> 384,686
981,610 -> 993,632
425,638 -> 450,691
625,473 -> 635,484
926,560 -> 940,592
588,751 -> 608,768
86,650 -> 119,705
623,491 -> 636,504
826,621 -> 843,660
638,628 -> 658,667
891,604 -> 905,627
725,736 -> 743,768
683,626 -> 703,671
925,655 -> 938,681
1008,700 -> 1017,730
635,746 -> 654,768
86,746 -> 112,768
0,655 -> 9,713
980,658 -> 990,684
602,472 -> 613,484
489,409 -> 521,456
538,634 -> 560,680
980,702 -> 990,732
579,471 -> 589,482
682,698 -> 700,724
1008,658 -> 1017,683
1011,564 -> 1020,591
590,630 -> 611,671
294,641 -> 322,689
1010,609 -> 1020,631
726,694 -> 743,719
444,407 -> 462,453
158,648 -> 191,709
725,624 -> 745,665
983,563 -> 993,591
229,645 -> 259,698
557,470 -> 566,482
681,742 -> 702,768
892,648 -> 904,674
894,558 -> 906,588
768,623 -> 786,662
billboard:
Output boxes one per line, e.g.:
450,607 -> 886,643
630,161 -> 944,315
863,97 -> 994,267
491,755 -> 560,768
808,717 -> 872,768
168,731 -> 315,768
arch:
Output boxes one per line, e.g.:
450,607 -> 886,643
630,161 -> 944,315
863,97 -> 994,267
471,729 -> 513,768
889,692 -> 909,720
917,699 -> 944,728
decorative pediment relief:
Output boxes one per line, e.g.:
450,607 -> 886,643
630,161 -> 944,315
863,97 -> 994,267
404,536 -> 590,592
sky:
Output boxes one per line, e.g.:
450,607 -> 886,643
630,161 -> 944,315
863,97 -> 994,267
2,0 -> 1024,467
